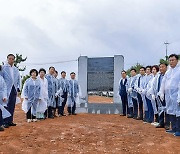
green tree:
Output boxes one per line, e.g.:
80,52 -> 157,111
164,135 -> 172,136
160,57 -> 169,65
21,75 -> 30,91
126,63 -> 144,76
14,54 -> 27,71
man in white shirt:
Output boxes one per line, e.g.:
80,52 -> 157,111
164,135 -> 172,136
159,54 -> 180,136
134,67 -> 146,120
1,54 -> 20,128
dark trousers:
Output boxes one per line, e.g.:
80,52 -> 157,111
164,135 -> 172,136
26,108 -> 36,119
170,115 -> 177,131
68,101 -> 76,114
58,92 -> 67,115
176,116 -> 180,132
155,114 -> 159,123
132,98 -> 138,118
55,97 -> 58,109
121,95 -> 129,115
0,110 -> 3,126
4,86 -> 17,124
137,93 -> 143,119
158,99 -> 170,127
129,107 -> 133,116
154,99 -> 159,122
45,106 -> 53,118
144,111 -> 149,122
170,115 -> 180,132
145,97 -> 154,123
52,98 -> 59,116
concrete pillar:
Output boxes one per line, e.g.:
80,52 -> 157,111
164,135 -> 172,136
78,56 -> 88,105
113,55 -> 124,104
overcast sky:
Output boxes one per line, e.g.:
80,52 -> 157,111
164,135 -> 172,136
0,0 -> 180,78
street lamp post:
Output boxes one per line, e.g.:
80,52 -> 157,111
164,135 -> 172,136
164,41 -> 170,61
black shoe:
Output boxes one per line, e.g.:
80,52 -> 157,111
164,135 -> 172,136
48,116 -> 54,119
156,125 -> 164,128
127,115 -> 133,118
120,114 -> 126,116
0,126 -> 4,131
166,130 -> 176,134
136,117 -> 143,120
165,126 -> 170,130
37,118 -> 44,121
3,124 -> 9,128
9,123 -> 17,127
133,116 -> 137,119
72,113 -> 77,115
59,114 -> 66,117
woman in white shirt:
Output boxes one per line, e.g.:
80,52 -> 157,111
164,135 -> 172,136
36,68 -> 48,120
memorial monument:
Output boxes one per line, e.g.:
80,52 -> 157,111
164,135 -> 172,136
77,55 -> 124,114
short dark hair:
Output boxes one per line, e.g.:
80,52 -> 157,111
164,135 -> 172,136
61,71 -> 66,75
30,69 -> 38,76
0,65 -> 2,71
49,66 -> 55,70
152,65 -> 159,72
169,54 -> 179,60
7,54 -> 15,59
159,63 -> 168,67
121,70 -> 126,74
146,66 -> 152,71
70,72 -> 76,75
130,68 -> 137,73
39,68 -> 46,74
140,67 -> 146,71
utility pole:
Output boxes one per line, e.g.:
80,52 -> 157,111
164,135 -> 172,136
164,41 -> 170,60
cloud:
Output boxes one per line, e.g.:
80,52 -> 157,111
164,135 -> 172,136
0,0 -> 179,75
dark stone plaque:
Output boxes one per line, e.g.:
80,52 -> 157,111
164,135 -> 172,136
87,57 -> 114,103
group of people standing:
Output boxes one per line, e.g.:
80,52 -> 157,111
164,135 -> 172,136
0,53 -> 179,137
119,54 -> 180,137
21,67 -> 80,123
0,54 -> 80,132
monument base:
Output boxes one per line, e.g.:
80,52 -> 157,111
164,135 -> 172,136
76,103 -> 122,114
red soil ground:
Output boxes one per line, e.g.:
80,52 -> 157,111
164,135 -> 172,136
88,95 -> 113,103
0,104 -> 179,154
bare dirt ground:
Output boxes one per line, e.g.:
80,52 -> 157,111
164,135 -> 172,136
88,95 -> 113,103
0,104 -> 180,154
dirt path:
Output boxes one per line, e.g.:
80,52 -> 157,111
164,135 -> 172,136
0,104 -> 179,154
